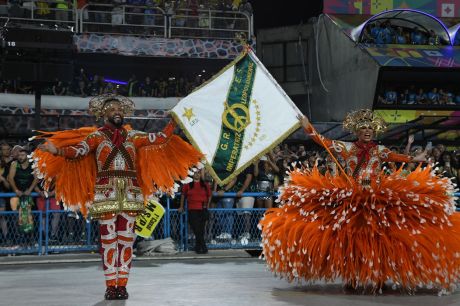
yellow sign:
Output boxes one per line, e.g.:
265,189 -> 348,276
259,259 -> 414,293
135,199 -> 165,238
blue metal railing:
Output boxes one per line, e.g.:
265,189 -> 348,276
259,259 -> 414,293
0,191 -> 459,255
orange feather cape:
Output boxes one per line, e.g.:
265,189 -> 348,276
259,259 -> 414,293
259,165 -> 460,291
31,126 -> 203,217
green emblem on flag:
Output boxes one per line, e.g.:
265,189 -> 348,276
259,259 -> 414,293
212,53 -> 257,182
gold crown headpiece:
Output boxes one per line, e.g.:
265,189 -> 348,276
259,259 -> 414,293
342,109 -> 387,134
88,94 -> 135,119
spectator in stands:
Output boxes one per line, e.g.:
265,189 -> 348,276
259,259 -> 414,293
297,144 -> 307,158
394,27 -> 407,44
438,151 -> 459,185
370,22 -> 381,42
140,76 -> 154,97
55,0 -> 71,24
127,74 -> 139,97
361,27 -> 374,44
0,142 -> 12,169
178,170 -> 211,254
230,163 -> 256,241
8,146 -> 37,211
254,154 -> 279,209
380,21 -> 394,44
52,80 -> 67,96
88,75 -> 104,96
177,76 -> 187,96
187,0 -> 199,32
384,88 -> 397,104
175,0 -> 187,27
455,92 -> 460,104
411,27 -> 425,45
103,82 -> 116,94
76,68 -> 89,97
35,181 -> 61,242
443,89 -> 455,105
157,77 -> 167,97
416,88 -> 427,104
431,146 -> 442,164
127,0 -> 144,25
439,89 -> 448,105
0,149 -> 11,244
166,77 -> 177,96
76,0 -> 89,22
111,2 -> 124,27
436,144 -> 446,155
164,0 -> 175,30
36,1 -> 51,20
144,0 -> 158,34
406,86 -> 416,105
428,30 -> 440,46
428,87 -> 440,104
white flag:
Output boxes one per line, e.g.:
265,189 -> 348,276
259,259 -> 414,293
171,48 -> 301,185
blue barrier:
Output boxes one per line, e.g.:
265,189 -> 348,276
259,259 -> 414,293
1,191 -> 460,255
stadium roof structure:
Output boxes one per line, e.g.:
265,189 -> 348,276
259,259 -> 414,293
349,9 -> 452,45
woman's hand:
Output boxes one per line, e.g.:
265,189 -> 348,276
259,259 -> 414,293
38,141 -> 58,155
297,114 -> 309,129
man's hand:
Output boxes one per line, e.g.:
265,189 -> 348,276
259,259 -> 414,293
15,190 -> 23,197
408,134 -> 414,145
38,141 -> 58,155
297,114 -> 309,129
23,190 -> 31,196
412,151 -> 427,163
236,190 -> 243,198
178,206 -> 184,213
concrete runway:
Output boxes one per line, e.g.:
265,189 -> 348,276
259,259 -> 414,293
1,258 -> 460,306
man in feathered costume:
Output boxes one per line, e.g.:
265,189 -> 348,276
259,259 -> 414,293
35,94 -> 203,300
259,109 -> 460,293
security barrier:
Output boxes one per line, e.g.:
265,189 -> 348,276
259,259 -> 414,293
1,191 -> 459,255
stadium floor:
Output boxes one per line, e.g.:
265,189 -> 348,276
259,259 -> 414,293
1,258 -> 459,306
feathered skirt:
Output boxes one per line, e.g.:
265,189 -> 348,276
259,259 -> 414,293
259,166 -> 460,291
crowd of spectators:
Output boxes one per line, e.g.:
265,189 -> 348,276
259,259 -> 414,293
361,21 -> 447,45
0,0 -> 254,39
0,69 -> 210,97
377,85 -> 460,106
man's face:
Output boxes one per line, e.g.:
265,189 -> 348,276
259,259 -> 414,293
356,126 -> 374,143
105,101 -> 124,128
17,151 -> 28,164
1,144 -> 11,158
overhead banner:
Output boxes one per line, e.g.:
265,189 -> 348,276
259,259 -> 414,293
171,48 -> 301,185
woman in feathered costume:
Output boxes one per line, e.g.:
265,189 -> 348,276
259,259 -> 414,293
34,94 -> 203,300
259,109 -> 460,293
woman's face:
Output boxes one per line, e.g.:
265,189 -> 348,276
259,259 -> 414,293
192,171 -> 201,181
356,126 -> 374,143
442,153 -> 451,163
432,147 -> 441,159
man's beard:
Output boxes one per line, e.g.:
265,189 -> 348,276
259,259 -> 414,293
108,116 -> 124,128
